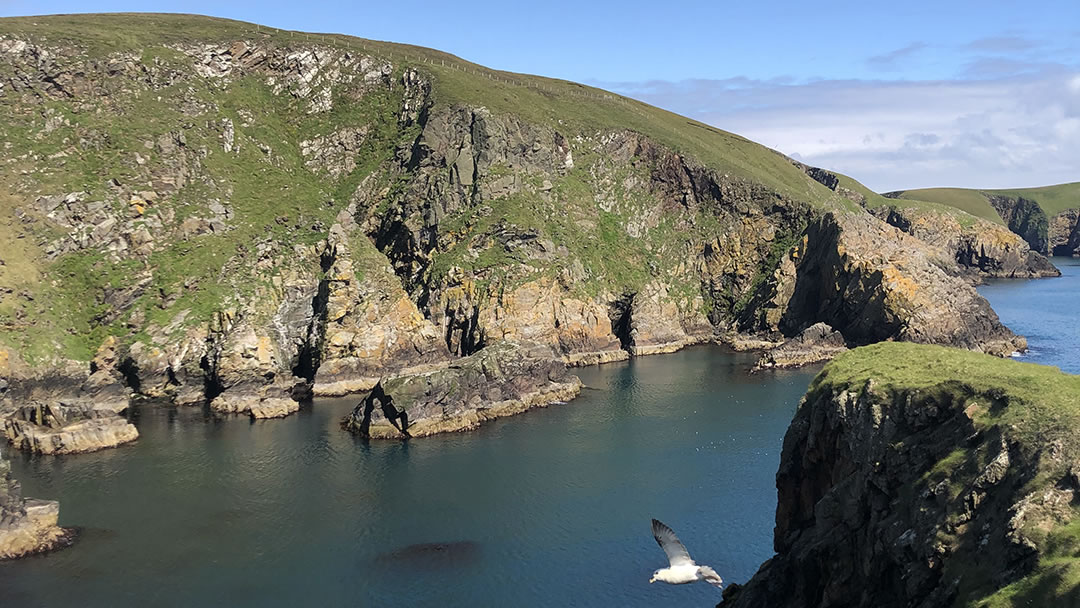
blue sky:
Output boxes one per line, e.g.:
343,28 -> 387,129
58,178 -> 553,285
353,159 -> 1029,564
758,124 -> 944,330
2,0 -> 1079,190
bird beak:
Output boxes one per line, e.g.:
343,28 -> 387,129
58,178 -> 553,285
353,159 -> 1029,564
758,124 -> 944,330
649,577 -> 656,584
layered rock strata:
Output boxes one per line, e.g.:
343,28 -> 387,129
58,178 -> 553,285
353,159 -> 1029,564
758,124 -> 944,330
1,345 -> 138,454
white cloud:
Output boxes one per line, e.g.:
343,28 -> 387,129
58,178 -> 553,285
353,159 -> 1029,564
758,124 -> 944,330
597,71 -> 1080,192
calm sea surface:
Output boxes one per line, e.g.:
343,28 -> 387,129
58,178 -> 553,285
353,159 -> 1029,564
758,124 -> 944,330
978,256 -> 1080,374
1,346 -> 816,607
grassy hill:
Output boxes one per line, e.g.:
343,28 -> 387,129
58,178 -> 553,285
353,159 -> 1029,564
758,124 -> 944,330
986,183 -> 1080,217
0,13 -> 850,209
818,342 -> 1080,606
888,183 -> 1080,222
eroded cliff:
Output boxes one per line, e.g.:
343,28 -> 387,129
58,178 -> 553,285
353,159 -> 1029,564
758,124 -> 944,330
722,343 -> 1080,608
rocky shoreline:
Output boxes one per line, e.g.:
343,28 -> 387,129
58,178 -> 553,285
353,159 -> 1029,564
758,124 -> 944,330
0,14 -> 1070,586
0,22 -> 1056,454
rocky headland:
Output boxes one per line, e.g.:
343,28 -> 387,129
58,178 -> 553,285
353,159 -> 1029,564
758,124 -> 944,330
885,184 -> 1080,257
722,342 -> 1080,608
871,205 -> 1060,280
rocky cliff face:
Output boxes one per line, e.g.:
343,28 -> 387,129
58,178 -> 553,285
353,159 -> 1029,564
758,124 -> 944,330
722,343 -> 1080,608
0,15 -> 1045,451
872,206 -> 1059,279
1049,208 -> 1080,257
988,196 -> 1049,255
741,213 -> 1026,357
1,450 -> 71,559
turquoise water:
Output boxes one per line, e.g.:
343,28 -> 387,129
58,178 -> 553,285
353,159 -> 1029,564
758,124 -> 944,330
0,346 -> 816,607
978,257 -> 1080,374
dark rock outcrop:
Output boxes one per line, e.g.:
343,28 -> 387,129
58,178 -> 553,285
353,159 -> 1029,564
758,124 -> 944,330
342,341 -> 581,439
790,161 -> 867,206
1,450 -> 72,559
988,195 -> 1048,254
753,322 -> 847,371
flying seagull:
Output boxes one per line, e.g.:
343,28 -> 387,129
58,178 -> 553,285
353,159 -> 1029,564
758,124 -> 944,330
649,519 -> 723,587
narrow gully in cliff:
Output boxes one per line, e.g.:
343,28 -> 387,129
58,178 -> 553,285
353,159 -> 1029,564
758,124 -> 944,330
608,292 -> 636,352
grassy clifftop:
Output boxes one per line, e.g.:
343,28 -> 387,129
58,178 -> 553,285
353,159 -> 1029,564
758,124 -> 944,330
815,342 -> 1080,606
888,183 -> 1080,221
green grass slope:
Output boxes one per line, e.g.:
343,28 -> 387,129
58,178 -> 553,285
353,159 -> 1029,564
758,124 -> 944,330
986,183 -> 1080,217
887,187 -> 1005,223
889,183 -> 1080,221
0,13 -> 846,209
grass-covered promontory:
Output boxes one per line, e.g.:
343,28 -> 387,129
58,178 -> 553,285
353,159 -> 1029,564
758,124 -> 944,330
812,343 -> 1080,607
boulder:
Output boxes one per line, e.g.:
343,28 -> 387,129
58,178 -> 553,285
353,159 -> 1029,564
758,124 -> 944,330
753,322 -> 847,371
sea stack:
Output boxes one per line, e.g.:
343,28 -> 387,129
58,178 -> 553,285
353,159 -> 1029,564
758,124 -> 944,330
0,450 -> 72,560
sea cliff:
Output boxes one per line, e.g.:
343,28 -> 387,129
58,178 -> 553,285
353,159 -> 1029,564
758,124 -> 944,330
722,343 -> 1080,607
0,13 -> 1053,453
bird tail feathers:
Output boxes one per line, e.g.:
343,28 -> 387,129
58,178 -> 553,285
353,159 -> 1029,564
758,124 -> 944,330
699,565 -> 724,588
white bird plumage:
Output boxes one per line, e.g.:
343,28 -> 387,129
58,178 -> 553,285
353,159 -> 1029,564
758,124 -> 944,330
649,519 -> 723,588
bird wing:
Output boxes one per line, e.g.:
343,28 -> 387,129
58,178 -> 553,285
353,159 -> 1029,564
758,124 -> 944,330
651,519 -> 693,566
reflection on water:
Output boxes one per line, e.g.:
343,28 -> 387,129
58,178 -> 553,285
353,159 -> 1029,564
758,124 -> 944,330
979,257 -> 1080,374
0,345 -> 816,607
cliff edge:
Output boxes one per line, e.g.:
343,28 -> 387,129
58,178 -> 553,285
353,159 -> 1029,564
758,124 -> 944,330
722,343 -> 1080,608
